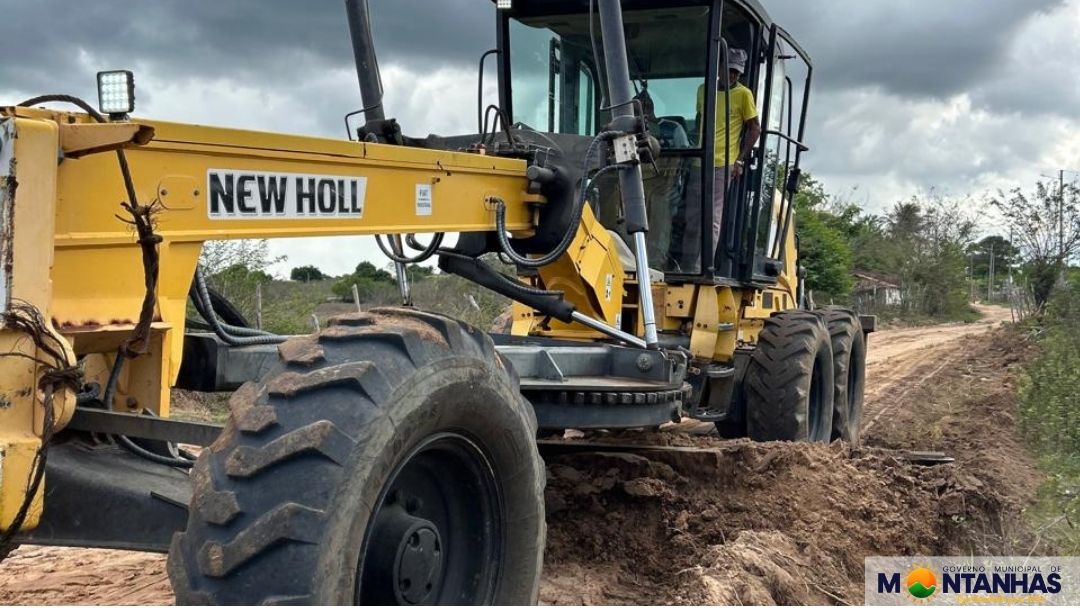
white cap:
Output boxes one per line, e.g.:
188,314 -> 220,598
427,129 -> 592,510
728,48 -> 748,74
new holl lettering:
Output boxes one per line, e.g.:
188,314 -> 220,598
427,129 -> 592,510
208,169 -> 366,219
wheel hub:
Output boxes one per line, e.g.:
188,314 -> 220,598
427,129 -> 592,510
395,520 -> 443,604
367,503 -> 445,605
357,433 -> 503,605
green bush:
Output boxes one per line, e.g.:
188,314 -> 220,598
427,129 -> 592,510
1019,283 -> 1080,462
1018,281 -> 1080,551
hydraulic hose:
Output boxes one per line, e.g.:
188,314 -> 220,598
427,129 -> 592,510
375,232 -> 444,264
438,250 -> 564,297
102,353 -> 195,469
193,267 -> 286,345
494,131 -> 622,268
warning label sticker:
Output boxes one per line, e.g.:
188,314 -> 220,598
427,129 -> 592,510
207,169 -> 366,219
415,183 -> 432,216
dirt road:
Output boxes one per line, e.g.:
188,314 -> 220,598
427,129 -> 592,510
862,304 -> 1013,433
0,306 -> 1035,605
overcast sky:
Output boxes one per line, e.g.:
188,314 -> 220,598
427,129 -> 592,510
3,0 -> 1077,276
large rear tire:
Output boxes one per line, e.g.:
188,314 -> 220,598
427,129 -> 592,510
815,307 -> 866,445
168,308 -> 545,605
745,311 -> 835,442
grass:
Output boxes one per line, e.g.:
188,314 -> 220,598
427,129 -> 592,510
208,272 -> 510,335
1017,283 -> 1080,554
868,304 -> 983,329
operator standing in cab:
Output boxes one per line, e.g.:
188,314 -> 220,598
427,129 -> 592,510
698,48 -> 761,255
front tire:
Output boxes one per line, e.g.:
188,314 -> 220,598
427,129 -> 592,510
745,311 -> 835,442
168,308 -> 545,605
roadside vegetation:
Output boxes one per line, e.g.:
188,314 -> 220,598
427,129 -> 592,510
197,240 -> 510,334
794,174 -> 979,323
1018,276 -> 1080,553
796,173 -> 1080,326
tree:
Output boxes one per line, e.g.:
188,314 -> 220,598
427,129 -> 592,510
861,195 -> 976,318
992,179 -> 1080,308
199,239 -> 284,277
198,240 -> 286,321
330,261 -> 397,301
793,174 -> 854,300
290,265 -> 326,282
353,261 -> 395,284
405,264 -> 435,282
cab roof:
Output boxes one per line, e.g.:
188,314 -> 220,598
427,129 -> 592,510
491,0 -> 775,28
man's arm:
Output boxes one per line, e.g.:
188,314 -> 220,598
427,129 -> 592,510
734,116 -> 760,178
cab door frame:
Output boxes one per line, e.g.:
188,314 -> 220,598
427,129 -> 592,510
739,23 -> 813,284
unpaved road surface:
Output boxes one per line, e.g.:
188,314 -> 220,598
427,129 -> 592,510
861,304 -> 1013,433
0,306 -> 1040,605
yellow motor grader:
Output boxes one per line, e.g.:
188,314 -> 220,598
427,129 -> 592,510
0,0 -> 869,603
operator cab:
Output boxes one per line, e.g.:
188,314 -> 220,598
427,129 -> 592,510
495,0 -> 812,286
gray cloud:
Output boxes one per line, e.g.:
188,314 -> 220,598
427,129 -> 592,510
768,0 -> 1062,100
4,0 -> 1080,269
0,1 -> 493,94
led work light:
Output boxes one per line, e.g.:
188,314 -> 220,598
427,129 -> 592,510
96,70 -> 135,116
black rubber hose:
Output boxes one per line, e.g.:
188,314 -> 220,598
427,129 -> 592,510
102,353 -> 195,469
187,276 -> 273,338
438,250 -> 564,297
375,232 -> 444,264
194,267 -> 286,345
495,163 -> 625,268
494,132 -> 621,268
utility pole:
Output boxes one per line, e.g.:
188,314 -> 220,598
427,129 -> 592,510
1059,169 -> 1066,264
1007,226 -> 1014,285
969,253 -> 975,301
987,241 -> 995,302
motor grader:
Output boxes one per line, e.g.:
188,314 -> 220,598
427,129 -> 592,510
0,0 -> 870,603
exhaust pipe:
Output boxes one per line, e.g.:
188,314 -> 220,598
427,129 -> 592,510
344,0 -> 400,142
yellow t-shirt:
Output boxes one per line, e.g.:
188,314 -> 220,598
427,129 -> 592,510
697,82 -> 758,168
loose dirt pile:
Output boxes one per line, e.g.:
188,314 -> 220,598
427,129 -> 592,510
539,322 -> 1041,605
0,309 -> 1042,605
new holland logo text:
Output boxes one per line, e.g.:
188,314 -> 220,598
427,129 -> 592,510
208,170 -> 366,219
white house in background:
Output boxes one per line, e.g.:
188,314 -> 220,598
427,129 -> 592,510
852,269 -> 902,308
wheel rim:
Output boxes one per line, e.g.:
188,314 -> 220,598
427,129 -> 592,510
357,433 -> 503,605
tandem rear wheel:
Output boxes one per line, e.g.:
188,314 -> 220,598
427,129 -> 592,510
814,307 -> 867,445
168,308 -> 545,605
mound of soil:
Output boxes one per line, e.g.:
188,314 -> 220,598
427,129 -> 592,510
539,327 -> 1044,605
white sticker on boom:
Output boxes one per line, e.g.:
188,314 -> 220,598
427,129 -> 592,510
415,183 -> 432,216
206,169 -> 366,219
